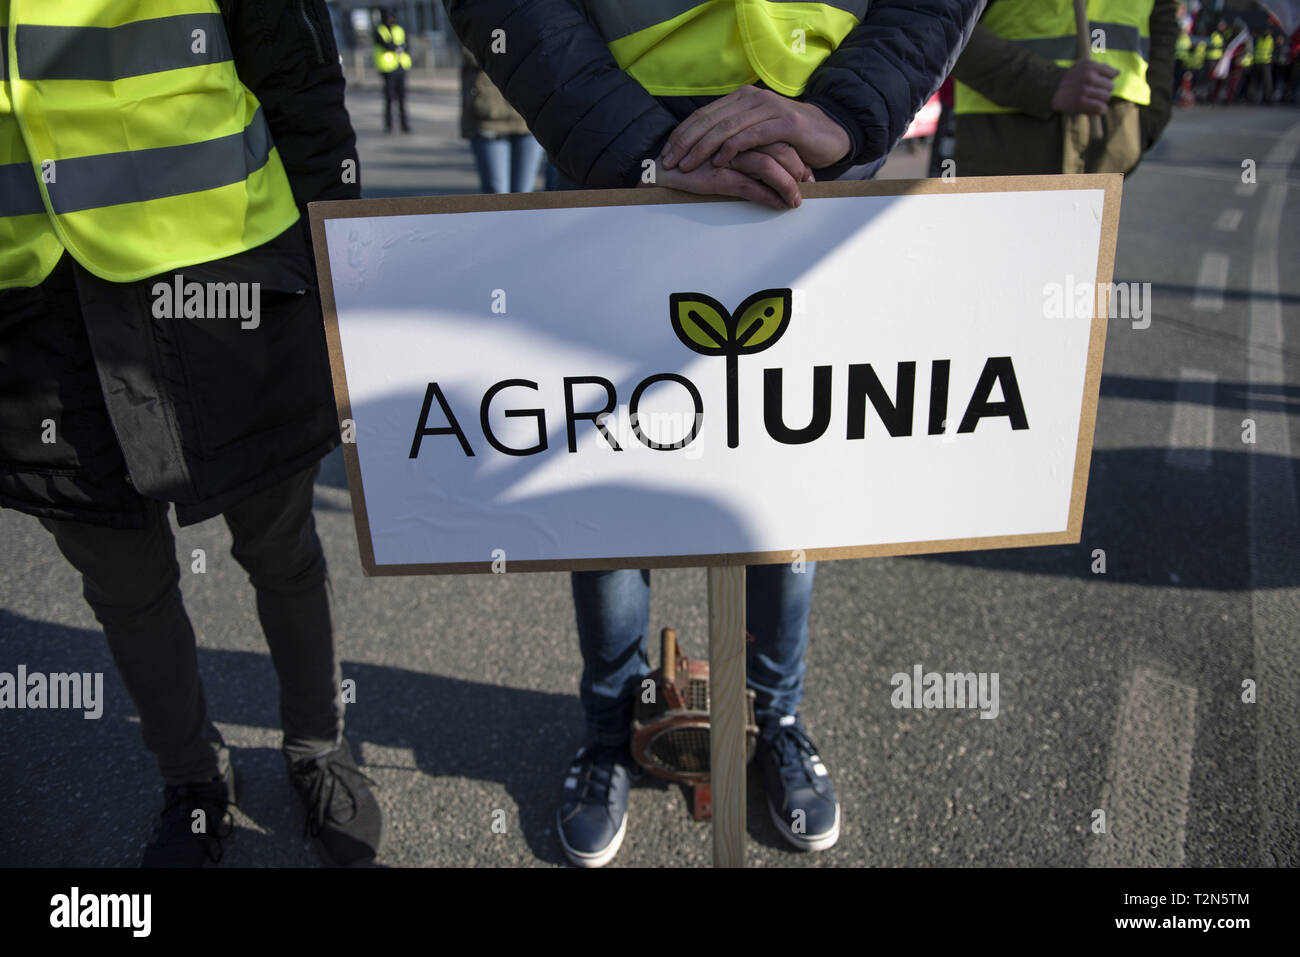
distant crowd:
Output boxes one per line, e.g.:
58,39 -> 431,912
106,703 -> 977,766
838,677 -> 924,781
1176,11 -> 1300,105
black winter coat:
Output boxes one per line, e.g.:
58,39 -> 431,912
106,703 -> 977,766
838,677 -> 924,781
0,0 -> 358,529
446,0 -> 985,187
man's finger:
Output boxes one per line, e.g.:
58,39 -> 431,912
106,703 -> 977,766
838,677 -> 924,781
677,105 -> 776,172
710,118 -> 800,168
662,87 -> 756,167
752,142 -> 810,184
716,167 -> 789,210
665,99 -> 751,169
656,163 -> 787,211
1080,95 -> 1111,115
729,151 -> 802,207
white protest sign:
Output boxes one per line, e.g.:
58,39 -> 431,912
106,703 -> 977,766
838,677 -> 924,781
310,177 -> 1120,574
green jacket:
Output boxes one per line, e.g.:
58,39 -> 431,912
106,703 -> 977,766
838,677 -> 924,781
460,47 -> 530,139
950,0 -> 1180,176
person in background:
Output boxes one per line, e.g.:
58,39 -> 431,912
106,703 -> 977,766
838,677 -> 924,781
1207,18 -> 1229,103
0,0 -> 382,867
952,0 -> 1179,177
1188,36 -> 1208,101
374,8 -> 412,133
1253,27 -> 1276,104
928,78 -> 958,178
460,47 -> 545,193
1174,22 -> 1192,98
1285,26 -> 1300,103
1229,29 -> 1252,104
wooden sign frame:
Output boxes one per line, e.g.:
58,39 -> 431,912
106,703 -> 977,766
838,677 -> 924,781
308,175 -> 1122,578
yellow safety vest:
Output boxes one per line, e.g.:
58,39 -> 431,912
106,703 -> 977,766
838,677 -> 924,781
1255,35 -> 1274,64
1207,32 -> 1224,59
1176,34 -> 1191,57
584,0 -> 869,97
956,0 -> 1153,115
374,23 -> 411,73
0,0 -> 298,291
1188,41 -> 1206,69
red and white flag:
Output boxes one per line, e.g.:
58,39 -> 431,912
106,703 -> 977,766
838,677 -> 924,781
1212,29 -> 1251,79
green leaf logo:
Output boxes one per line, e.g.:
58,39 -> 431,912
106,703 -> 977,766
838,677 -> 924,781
669,289 -> 792,448
670,294 -> 731,353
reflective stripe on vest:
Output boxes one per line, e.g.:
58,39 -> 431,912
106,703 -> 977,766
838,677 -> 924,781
0,0 -> 299,290
16,13 -> 232,80
955,0 -> 1153,115
374,23 -> 411,73
585,0 -> 870,97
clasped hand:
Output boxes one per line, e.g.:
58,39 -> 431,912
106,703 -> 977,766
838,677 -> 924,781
643,85 -> 851,210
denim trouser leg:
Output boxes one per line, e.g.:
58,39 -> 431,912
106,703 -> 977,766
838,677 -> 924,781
470,136 -> 511,194
509,135 -> 546,193
572,569 -> 652,746
572,563 -> 816,745
745,562 -> 816,726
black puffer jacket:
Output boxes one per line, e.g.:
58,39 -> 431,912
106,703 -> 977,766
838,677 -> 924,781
0,0 -> 357,529
446,0 -> 985,187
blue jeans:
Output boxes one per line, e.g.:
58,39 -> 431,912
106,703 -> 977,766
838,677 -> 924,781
470,134 -> 545,194
572,564 -> 816,745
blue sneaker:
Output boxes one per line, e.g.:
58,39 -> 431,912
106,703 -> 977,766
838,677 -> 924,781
755,714 -> 840,851
556,742 -> 636,867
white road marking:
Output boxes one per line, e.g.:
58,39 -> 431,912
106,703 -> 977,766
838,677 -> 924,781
1192,252 -> 1229,311
1089,667 -> 1197,868
1137,161 -> 1300,189
1165,369 -> 1218,471
1248,119 -> 1300,868
1214,209 -> 1244,232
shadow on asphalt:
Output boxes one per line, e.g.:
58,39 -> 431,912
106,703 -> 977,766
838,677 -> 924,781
0,606 -> 579,864
1101,375 -> 1300,414
919,446 -> 1297,589
1142,282 -> 1300,307
0,607 -> 800,864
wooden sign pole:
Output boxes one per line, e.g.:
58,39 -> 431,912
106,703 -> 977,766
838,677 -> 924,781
707,565 -> 747,867
1073,0 -> 1106,142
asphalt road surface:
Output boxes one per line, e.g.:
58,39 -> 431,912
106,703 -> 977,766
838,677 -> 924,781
2,85 -> 1297,868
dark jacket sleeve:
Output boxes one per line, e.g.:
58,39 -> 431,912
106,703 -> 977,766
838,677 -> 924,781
951,23 -> 1065,120
445,0 -> 682,187
447,0 -> 982,186
801,0 -> 986,179
1139,0 -> 1179,150
223,0 -> 361,212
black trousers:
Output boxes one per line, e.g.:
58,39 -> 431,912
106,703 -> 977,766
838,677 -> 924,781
39,463 -> 342,786
382,70 -> 408,130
